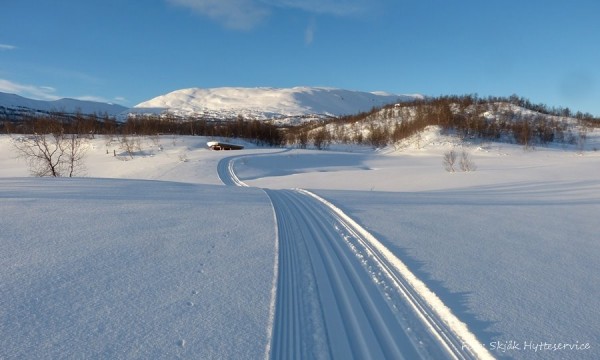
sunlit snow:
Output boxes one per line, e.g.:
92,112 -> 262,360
1,129 -> 599,359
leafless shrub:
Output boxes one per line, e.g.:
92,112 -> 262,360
312,127 -> 331,150
12,131 -> 87,177
119,134 -> 140,159
459,150 -> 477,172
576,126 -> 588,154
297,130 -> 309,149
149,133 -> 162,147
443,150 -> 457,172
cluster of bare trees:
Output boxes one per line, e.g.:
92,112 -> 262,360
443,150 -> 476,173
5,112 -> 285,144
504,94 -> 597,122
3,111 -> 114,137
284,95 -> 598,149
111,114 -> 284,146
7,112 -> 286,175
12,117 -> 89,177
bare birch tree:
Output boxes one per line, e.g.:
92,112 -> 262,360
459,150 -> 477,172
65,133 -> 88,177
443,150 -> 457,172
12,120 -> 88,177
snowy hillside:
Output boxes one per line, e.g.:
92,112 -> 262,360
130,87 -> 422,122
0,91 -> 127,118
292,95 -> 599,151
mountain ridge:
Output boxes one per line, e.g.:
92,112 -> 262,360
0,91 -> 127,118
1,87 -> 423,123
130,87 -> 423,122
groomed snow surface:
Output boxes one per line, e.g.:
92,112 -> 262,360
1,130 -> 599,359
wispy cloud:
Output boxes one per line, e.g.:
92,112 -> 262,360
305,17 -> 317,46
168,0 -> 369,30
72,95 -> 110,103
71,95 -> 128,105
0,43 -> 16,51
114,96 -> 128,104
263,0 -> 369,17
0,79 -> 59,100
168,0 -> 270,30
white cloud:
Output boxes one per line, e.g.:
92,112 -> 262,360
168,0 -> 270,30
167,0 -> 370,30
262,0 -> 368,17
305,17 -> 317,45
73,95 -> 111,103
0,79 -> 59,100
0,43 -> 16,51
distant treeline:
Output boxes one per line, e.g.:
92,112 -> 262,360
1,94 -> 598,149
1,113 -> 285,147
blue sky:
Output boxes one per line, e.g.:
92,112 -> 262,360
1,0 -> 599,115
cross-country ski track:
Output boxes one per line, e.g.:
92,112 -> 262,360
217,154 -> 493,360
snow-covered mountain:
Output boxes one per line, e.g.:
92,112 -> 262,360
130,87 -> 423,122
0,91 -> 127,118
2,87 -> 423,124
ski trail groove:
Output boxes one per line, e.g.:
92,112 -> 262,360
267,189 -> 434,359
217,154 -> 249,187
217,155 -> 493,360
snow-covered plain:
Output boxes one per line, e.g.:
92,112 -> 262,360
0,179 -> 275,359
1,129 -> 599,359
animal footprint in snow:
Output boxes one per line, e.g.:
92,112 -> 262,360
187,301 -> 194,306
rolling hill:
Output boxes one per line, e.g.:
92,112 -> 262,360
0,91 -> 127,119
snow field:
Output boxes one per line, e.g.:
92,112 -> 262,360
313,184 -> 600,360
1,131 -> 599,359
0,178 -> 276,359
229,136 -> 599,359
